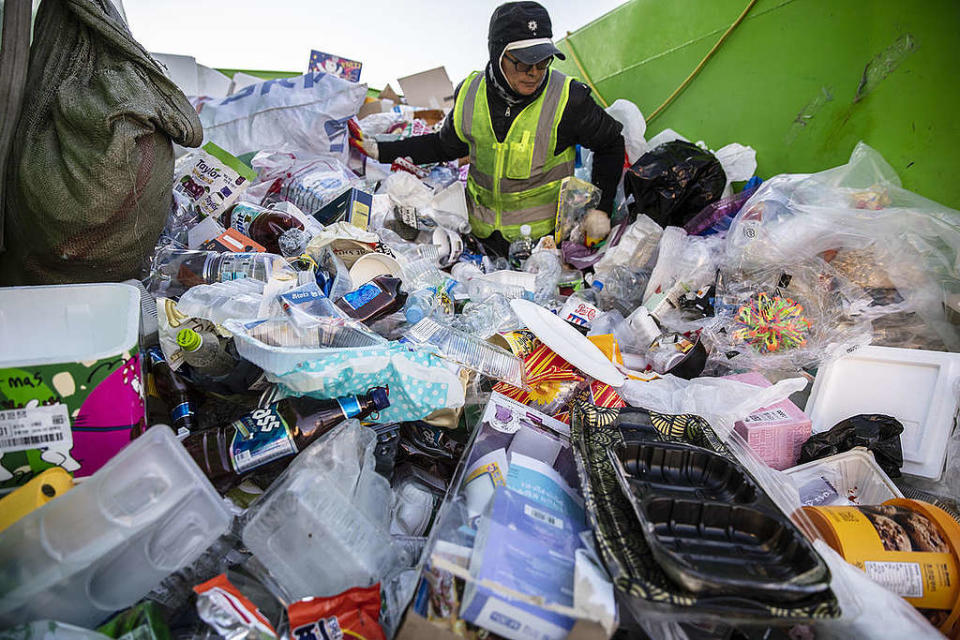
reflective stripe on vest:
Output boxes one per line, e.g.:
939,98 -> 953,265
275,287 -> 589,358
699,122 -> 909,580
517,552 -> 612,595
454,69 -> 575,240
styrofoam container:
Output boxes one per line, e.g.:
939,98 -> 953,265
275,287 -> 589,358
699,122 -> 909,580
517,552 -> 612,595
349,252 -> 404,286
0,425 -> 231,627
0,284 -> 144,489
805,345 -> 960,479
784,447 -> 904,507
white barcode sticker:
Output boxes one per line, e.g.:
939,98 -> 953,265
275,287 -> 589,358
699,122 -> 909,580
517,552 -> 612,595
864,561 -> 924,598
524,503 -> 564,529
0,404 -> 72,454
743,408 -> 791,424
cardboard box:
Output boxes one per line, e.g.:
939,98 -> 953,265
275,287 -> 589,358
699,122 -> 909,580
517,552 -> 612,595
398,66 -> 455,110
312,188 -> 372,229
724,372 -> 812,470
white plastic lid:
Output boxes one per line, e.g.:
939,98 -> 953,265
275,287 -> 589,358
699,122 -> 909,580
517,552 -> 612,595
520,224 -> 531,236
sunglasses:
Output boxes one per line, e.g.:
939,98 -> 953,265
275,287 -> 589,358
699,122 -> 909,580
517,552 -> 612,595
504,54 -> 553,74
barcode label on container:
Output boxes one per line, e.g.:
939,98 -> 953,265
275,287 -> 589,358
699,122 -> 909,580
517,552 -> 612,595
864,561 -> 924,598
743,408 -> 791,424
0,404 -> 72,454
524,503 -> 564,529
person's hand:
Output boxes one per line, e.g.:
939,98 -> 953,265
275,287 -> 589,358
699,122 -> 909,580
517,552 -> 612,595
348,118 -> 379,160
583,208 -> 611,248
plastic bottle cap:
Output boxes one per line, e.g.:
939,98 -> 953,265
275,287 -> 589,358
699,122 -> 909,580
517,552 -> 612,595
592,281 -> 604,291
405,306 -> 425,325
520,224 -> 531,237
371,387 -> 391,410
176,328 -> 202,352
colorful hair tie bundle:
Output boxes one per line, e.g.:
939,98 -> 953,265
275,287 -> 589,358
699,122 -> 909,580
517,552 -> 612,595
732,292 -> 812,354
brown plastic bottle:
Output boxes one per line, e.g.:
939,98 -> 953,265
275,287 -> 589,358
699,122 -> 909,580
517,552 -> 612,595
334,275 -> 407,325
182,387 -> 390,492
222,203 -> 304,255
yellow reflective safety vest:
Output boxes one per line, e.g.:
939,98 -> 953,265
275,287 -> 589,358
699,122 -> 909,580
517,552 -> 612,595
453,69 -> 575,241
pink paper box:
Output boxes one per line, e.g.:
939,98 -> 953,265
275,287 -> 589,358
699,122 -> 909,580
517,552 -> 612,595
724,372 -> 812,470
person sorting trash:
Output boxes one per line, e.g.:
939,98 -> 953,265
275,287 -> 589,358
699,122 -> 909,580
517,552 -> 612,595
350,1 -> 625,256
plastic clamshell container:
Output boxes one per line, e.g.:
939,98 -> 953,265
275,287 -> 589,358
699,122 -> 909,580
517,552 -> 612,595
784,447 -> 904,507
0,426 -> 232,628
805,345 -> 960,479
0,283 -> 144,489
612,439 -> 831,602
242,422 -> 402,599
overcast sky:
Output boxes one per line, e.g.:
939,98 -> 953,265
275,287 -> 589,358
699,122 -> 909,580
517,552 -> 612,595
123,0 -> 627,90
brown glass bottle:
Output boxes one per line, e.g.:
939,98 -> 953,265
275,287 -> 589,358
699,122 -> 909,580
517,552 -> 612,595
182,387 -> 389,492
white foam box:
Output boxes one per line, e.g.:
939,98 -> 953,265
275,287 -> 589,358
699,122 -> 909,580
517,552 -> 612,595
805,345 -> 960,479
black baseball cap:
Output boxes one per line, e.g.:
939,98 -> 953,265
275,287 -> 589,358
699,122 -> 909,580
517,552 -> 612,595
488,2 -> 566,64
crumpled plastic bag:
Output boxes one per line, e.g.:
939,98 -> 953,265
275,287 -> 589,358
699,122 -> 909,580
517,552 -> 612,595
625,140 -> 727,228
800,414 -> 904,478
198,72 -> 366,163
604,99 -> 647,165
618,373 -> 808,440
725,142 -> 960,351
269,343 -> 465,423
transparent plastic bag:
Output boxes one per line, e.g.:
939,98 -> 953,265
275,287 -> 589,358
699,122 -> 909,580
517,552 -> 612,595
706,258 -> 873,372
725,142 -> 960,351
554,177 -> 601,244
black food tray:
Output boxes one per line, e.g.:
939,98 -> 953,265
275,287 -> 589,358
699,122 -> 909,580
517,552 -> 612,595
612,439 -> 830,602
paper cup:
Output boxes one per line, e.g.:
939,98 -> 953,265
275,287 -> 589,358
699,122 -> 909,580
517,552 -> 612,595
348,252 -> 404,286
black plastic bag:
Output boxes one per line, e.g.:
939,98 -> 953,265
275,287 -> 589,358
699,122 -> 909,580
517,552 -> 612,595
624,140 -> 727,228
798,414 -> 904,477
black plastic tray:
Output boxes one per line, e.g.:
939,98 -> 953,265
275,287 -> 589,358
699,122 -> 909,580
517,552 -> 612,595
612,438 -> 830,602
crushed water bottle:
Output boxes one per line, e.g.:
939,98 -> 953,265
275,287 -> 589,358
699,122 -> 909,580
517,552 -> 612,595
507,224 -> 534,269
404,317 -> 526,388
524,250 -> 562,305
592,265 -> 651,314
175,279 -> 267,324
458,293 -> 519,339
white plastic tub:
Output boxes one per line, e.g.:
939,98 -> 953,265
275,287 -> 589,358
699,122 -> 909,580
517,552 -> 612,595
805,345 -> 960,479
784,447 -> 904,507
0,284 -> 143,488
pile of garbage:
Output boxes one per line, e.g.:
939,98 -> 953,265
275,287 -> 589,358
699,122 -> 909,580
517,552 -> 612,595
1,66 -> 960,640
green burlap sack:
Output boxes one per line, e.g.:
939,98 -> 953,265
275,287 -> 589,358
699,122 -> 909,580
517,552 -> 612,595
0,0 -> 202,284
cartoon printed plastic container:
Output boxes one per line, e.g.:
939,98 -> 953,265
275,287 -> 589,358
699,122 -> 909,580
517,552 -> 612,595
0,283 -> 143,491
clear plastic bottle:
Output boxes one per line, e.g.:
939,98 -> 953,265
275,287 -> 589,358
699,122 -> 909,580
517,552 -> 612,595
148,247 -> 295,298
404,289 -> 436,325
278,227 -> 312,257
592,266 -> 651,314
507,224 -> 534,268
176,328 -> 236,377
458,293 -> 518,338
524,250 -> 562,305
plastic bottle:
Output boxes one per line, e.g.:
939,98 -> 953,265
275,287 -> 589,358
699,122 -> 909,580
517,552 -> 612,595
335,275 -> 408,325
593,266 -> 651,314
403,289 -> 438,325
458,293 -> 518,338
181,387 -> 390,492
559,282 -> 604,329
148,247 -> 295,298
146,347 -> 197,433
176,328 -> 236,378
524,250 -> 562,305
222,203 -> 305,255
507,224 -> 534,268
277,227 -> 312,257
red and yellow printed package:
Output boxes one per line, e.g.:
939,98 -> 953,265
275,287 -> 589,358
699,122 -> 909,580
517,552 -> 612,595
288,584 -> 385,640
192,573 -> 278,639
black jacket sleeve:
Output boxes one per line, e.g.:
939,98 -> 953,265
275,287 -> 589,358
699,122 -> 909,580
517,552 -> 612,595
377,82 -> 469,165
556,82 -> 625,214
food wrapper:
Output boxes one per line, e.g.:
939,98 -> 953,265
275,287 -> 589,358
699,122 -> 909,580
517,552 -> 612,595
193,574 -> 277,640
288,584 -> 385,640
